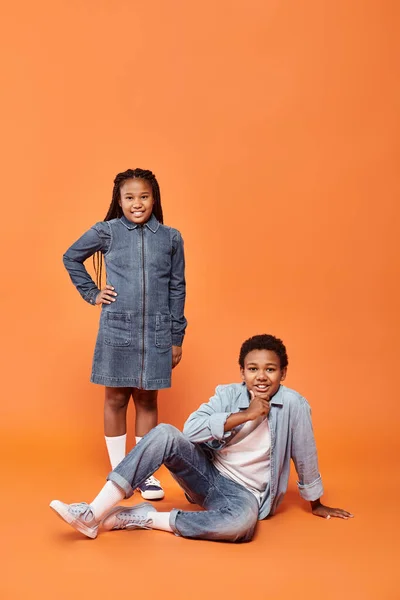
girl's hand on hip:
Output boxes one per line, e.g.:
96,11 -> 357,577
95,285 -> 118,305
172,345 -> 182,368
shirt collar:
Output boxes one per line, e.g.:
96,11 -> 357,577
238,382 -> 284,409
120,213 -> 160,233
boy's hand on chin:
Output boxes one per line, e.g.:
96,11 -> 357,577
246,391 -> 271,419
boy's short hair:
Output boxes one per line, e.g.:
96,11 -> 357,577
239,334 -> 288,369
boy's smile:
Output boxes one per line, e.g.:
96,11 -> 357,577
119,179 -> 154,224
241,349 -> 286,400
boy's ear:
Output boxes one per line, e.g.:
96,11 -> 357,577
240,367 -> 245,380
280,367 -> 287,382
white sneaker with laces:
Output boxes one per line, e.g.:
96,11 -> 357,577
49,500 -> 99,539
102,502 -> 157,531
137,475 -> 165,500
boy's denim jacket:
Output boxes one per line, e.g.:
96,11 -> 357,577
183,383 -> 323,519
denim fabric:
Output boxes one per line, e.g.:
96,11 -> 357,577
63,214 -> 187,389
183,383 -> 324,519
108,424 -> 259,543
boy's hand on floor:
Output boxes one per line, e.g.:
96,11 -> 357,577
311,501 -> 354,520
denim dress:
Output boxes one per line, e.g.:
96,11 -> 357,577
63,214 -> 187,389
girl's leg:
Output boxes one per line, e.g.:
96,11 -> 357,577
132,388 -> 164,499
104,387 -> 133,469
132,388 -> 158,437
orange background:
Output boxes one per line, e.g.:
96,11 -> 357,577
1,1 -> 399,598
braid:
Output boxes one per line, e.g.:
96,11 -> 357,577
94,168 -> 164,288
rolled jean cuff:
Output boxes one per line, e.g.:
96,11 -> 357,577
169,509 -> 182,536
297,475 -> 323,501
107,471 -> 134,499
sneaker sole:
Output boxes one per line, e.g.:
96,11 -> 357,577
49,500 -> 98,539
138,489 -> 165,500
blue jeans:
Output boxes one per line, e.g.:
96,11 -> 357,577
108,423 -> 260,543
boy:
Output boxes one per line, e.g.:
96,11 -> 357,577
50,334 -> 353,542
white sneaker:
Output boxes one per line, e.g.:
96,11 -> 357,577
50,500 -> 99,539
137,475 -> 165,500
102,502 -> 157,531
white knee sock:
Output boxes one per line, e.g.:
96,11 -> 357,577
147,512 -> 173,532
90,481 -> 125,521
105,434 -> 127,469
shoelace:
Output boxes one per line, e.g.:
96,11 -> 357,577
70,503 -> 95,522
142,476 -> 161,488
114,511 -> 152,530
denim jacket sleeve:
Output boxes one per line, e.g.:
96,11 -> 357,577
291,397 -> 323,501
183,385 -> 237,446
169,229 -> 187,346
63,222 -> 111,305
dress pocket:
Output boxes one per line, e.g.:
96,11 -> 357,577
155,313 -> 172,349
104,312 -> 131,347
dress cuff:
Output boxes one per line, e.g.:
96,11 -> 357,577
171,334 -> 184,346
84,288 -> 100,305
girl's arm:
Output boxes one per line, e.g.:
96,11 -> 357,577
63,222 -> 110,305
169,230 -> 187,346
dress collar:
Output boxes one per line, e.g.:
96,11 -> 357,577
120,213 -> 160,233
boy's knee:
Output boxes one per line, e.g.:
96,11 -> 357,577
154,423 -> 181,439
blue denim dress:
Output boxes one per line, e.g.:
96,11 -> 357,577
63,214 -> 187,389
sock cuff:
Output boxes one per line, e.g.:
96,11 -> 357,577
105,433 -> 127,441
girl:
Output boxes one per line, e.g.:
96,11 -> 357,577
63,168 -> 187,500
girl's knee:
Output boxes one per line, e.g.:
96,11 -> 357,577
105,389 -> 131,411
133,389 -> 158,410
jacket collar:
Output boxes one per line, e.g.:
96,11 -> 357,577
238,382 -> 284,409
120,213 -> 160,233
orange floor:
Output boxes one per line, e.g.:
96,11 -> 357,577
1,435 -> 398,600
